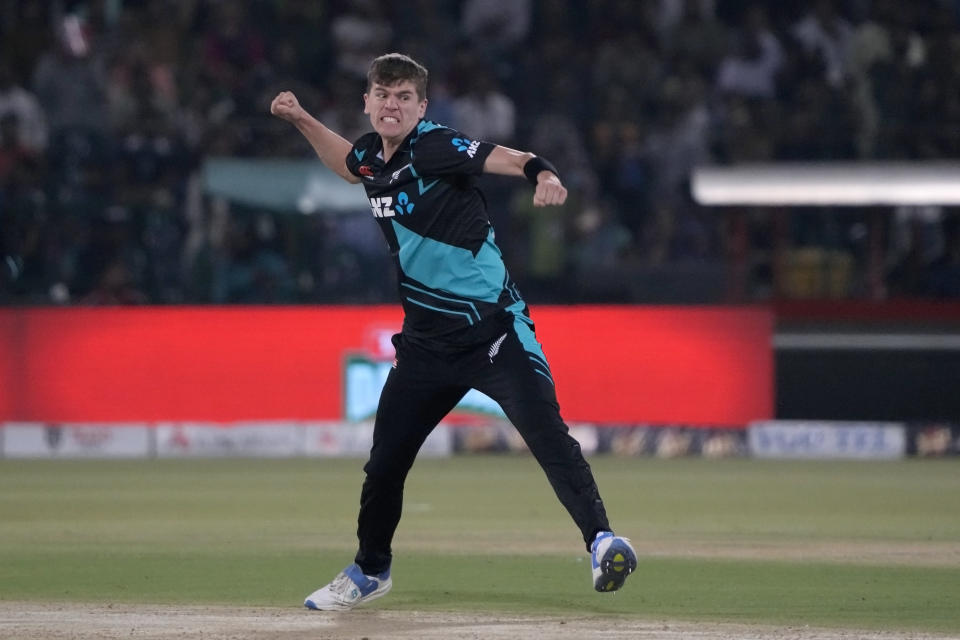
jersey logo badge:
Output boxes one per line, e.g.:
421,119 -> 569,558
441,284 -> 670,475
390,163 -> 411,183
370,192 -> 416,218
369,196 -> 394,218
488,333 -> 508,362
451,137 -> 480,158
394,191 -> 414,215
358,165 -> 374,177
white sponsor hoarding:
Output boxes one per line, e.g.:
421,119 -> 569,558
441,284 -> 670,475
1,422 -> 151,458
303,422 -> 451,457
155,422 -> 305,458
303,421 -> 372,457
1,421 -> 455,459
748,421 -> 906,459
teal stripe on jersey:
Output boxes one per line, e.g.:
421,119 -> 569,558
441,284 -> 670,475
408,164 -> 439,195
506,300 -> 552,379
400,282 -> 481,321
416,120 -> 444,135
392,221 -> 505,303
532,367 -> 555,386
405,297 -> 475,325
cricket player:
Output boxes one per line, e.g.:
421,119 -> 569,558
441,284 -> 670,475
270,53 -> 636,610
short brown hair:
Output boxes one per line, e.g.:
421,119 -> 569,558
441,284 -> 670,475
367,53 -> 429,100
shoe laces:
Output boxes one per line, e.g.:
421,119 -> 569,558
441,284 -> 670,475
329,571 -> 358,596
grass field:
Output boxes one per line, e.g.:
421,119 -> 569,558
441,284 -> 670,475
1,456 -> 959,635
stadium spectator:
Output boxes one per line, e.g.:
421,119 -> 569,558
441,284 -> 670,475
0,114 -> 33,182
329,0 -> 394,79
80,254 -> 149,305
212,212 -> 295,304
927,212 -> 960,298
450,62 -> 517,145
200,3 -> 267,91
867,7 -> 927,159
460,0 -> 532,59
31,15 -> 110,137
0,63 -> 48,155
643,63 -> 712,209
660,0 -> 730,76
790,0 -> 854,89
715,4 -> 784,99
569,198 -> 634,301
0,1 -> 53,92
845,0 -> 898,156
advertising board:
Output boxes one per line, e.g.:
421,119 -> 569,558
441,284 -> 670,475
1,422 -> 151,458
748,420 -> 906,459
0,306 -> 772,427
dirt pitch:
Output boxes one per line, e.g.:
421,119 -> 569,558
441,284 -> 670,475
0,603 -> 956,640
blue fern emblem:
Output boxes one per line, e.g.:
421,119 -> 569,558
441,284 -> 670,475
394,191 -> 415,215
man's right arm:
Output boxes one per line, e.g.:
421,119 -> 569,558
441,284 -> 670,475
270,91 -> 360,184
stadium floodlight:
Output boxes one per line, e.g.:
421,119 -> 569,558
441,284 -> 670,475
691,162 -> 960,206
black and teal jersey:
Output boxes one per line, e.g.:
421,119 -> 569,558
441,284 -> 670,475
347,119 -> 525,345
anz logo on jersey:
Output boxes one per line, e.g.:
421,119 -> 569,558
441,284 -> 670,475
452,137 -> 481,158
369,191 -> 416,218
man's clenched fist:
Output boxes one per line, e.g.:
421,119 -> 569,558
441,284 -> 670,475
270,91 -> 304,123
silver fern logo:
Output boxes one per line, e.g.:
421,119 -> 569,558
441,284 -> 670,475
488,333 -> 508,362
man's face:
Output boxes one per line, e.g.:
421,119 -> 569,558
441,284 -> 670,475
363,80 -> 427,143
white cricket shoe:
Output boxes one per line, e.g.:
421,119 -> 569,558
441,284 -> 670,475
590,531 -> 637,592
304,563 -> 392,611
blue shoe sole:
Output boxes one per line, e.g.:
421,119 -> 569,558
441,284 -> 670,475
595,538 -> 637,592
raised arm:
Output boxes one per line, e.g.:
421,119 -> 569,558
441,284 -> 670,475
270,91 -> 360,184
483,145 -> 567,207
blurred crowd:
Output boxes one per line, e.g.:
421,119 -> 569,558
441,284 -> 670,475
1,0 -> 959,305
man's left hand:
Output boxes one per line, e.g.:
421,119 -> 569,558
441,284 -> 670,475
533,172 -> 567,207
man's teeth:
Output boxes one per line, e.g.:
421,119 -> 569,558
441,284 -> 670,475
383,116 -> 399,123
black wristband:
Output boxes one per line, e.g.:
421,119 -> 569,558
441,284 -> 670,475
523,155 -> 559,185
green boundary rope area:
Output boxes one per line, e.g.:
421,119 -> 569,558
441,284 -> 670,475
1,457 -> 958,633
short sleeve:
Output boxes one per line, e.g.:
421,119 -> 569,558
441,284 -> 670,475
345,133 -> 379,177
410,126 -> 495,177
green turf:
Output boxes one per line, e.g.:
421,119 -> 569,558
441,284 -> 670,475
1,457 -> 959,632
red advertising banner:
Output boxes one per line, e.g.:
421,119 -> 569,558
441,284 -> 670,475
534,306 -> 772,425
0,311 -> 17,420
0,306 -> 772,426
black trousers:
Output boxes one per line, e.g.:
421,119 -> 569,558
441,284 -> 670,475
353,310 -> 611,575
